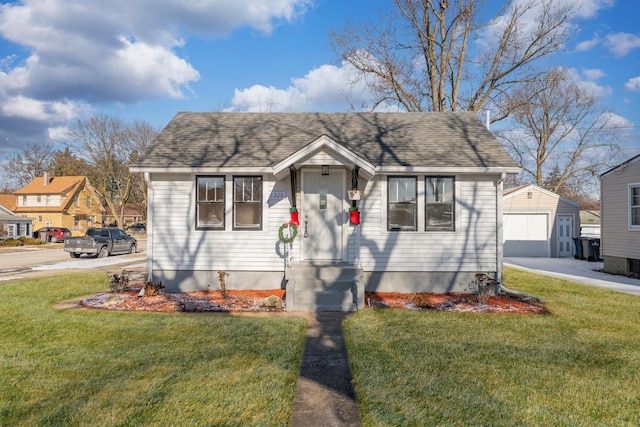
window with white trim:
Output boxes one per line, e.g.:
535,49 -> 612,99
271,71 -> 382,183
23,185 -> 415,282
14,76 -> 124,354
425,177 -> 455,231
233,176 -> 262,230
388,177 -> 417,231
631,184 -> 640,229
196,176 -> 225,230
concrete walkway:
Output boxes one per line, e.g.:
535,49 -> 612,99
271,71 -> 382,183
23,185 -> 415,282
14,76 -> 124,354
290,312 -> 361,427
505,257 -> 640,296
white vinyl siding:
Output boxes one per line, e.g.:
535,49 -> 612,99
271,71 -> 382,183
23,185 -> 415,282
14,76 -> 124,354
151,172 -> 502,275
149,173 -> 291,271
352,174 -> 498,272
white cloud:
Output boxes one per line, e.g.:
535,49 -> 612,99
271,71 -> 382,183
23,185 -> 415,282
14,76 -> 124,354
603,32 -> 640,57
582,69 -> 605,81
597,112 -> 634,130
0,95 -> 82,123
0,0 -> 311,159
480,0 -> 612,50
625,76 -> 640,93
574,36 -> 600,52
229,61 -> 379,112
564,68 -> 612,98
571,0 -> 615,19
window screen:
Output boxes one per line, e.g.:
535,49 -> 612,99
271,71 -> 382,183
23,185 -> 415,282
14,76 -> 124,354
197,176 -> 225,229
388,177 -> 417,231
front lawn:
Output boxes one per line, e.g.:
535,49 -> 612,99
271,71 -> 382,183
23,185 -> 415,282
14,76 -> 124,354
0,273 -> 307,426
345,267 -> 640,426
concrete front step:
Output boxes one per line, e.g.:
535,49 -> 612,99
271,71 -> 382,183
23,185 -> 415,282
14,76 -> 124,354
286,265 -> 364,312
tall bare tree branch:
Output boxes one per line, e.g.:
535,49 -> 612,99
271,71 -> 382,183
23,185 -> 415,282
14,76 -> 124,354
331,0 -> 578,118
67,114 -> 156,229
497,67 -> 622,197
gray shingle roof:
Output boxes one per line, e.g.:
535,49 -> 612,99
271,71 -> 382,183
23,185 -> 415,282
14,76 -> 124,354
132,112 -> 518,170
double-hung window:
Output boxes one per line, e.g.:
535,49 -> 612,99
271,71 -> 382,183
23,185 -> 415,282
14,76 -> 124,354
233,176 -> 262,230
388,177 -> 417,231
631,184 -> 640,229
425,177 -> 455,231
197,176 -> 225,230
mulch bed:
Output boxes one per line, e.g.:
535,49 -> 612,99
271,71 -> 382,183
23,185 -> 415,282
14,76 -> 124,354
81,285 -> 546,314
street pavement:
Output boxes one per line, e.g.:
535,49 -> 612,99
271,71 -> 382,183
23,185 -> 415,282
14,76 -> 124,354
505,257 -> 640,296
0,245 -> 146,282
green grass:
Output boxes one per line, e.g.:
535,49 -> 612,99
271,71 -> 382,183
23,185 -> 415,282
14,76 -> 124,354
345,267 -> 640,426
0,273 -> 307,426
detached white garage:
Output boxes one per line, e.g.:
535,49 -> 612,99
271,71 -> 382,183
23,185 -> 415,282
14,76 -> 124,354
503,185 -> 580,258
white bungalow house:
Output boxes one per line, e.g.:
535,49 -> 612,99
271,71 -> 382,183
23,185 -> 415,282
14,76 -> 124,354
600,154 -> 640,276
131,112 -> 521,311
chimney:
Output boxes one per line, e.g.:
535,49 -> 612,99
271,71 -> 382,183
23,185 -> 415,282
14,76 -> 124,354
43,171 -> 49,186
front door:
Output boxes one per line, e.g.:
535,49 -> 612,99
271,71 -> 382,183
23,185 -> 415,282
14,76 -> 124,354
302,169 -> 345,262
557,215 -> 574,257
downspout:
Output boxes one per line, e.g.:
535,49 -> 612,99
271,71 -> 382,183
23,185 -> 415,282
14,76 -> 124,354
289,165 -> 297,209
144,172 -> 153,283
495,172 -> 541,302
496,173 -> 505,284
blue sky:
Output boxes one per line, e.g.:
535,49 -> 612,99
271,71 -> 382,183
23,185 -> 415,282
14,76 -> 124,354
0,0 -> 639,175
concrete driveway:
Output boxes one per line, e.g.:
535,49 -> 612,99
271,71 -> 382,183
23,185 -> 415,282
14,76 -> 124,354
505,257 -> 640,296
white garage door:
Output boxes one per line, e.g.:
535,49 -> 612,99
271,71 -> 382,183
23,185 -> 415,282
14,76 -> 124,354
503,213 -> 549,257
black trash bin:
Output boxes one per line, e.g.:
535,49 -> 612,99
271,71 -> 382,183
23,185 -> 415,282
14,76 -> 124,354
572,237 -> 583,260
590,238 -> 601,261
581,237 -> 601,262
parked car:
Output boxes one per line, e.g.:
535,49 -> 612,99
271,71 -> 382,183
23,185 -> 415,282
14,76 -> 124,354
64,227 -> 137,258
33,227 -> 72,243
126,223 -> 146,233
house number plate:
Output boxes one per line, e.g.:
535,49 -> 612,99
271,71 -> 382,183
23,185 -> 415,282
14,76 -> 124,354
269,191 -> 287,200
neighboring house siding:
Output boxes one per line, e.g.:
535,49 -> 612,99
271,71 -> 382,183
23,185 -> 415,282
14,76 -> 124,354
601,159 -> 640,274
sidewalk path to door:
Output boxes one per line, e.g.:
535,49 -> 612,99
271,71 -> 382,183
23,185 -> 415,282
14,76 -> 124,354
290,312 -> 361,427
505,257 -> 640,296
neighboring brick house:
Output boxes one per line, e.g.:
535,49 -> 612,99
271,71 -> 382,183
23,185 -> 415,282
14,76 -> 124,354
12,173 -> 104,234
102,203 -> 146,227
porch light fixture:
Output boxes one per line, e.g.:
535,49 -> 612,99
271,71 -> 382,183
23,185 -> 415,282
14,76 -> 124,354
527,191 -> 533,199
322,165 -> 329,175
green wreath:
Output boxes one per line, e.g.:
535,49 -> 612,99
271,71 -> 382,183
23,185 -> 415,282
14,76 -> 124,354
278,223 -> 298,243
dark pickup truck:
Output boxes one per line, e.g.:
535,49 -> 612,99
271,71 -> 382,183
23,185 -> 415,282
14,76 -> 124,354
64,227 -> 137,259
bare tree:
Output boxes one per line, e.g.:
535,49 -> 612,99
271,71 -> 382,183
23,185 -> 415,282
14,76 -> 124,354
498,67 -> 622,197
3,143 -> 54,187
332,0 -> 577,118
67,114 -> 156,229
127,120 -> 158,224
